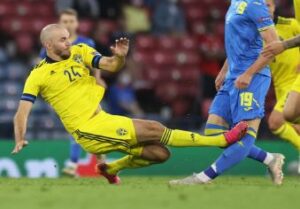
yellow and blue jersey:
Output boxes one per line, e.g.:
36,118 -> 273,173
225,0 -> 274,79
39,35 -> 95,58
21,44 -> 105,134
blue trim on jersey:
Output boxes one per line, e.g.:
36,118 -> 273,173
21,93 -> 36,103
92,55 -> 101,68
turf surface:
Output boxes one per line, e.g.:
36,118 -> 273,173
1,176 -> 299,209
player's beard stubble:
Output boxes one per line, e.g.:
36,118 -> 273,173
54,48 -> 71,60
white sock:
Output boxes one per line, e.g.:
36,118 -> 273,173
263,153 -> 274,165
196,172 -> 211,183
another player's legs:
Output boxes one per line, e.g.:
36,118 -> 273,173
62,136 -> 82,176
283,89 -> 300,173
170,116 -> 261,185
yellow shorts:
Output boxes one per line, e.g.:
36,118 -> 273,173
291,74 -> 300,94
72,111 -> 141,156
274,86 -> 290,113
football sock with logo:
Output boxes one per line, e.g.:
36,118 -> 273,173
160,128 -> 228,147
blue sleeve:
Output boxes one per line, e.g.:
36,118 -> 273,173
118,89 -> 135,104
87,39 -> 96,48
39,48 -> 47,59
246,0 -> 274,31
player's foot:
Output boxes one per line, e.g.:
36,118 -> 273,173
96,163 -> 121,185
62,161 -> 78,177
268,153 -> 285,185
224,121 -> 248,144
169,174 -> 208,185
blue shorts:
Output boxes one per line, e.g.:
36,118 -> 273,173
209,74 -> 271,126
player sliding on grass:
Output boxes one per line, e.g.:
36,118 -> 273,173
12,24 -> 248,184
170,0 -> 285,186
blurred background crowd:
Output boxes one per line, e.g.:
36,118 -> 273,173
0,0 -> 295,140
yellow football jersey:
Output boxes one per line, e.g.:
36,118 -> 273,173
21,44 -> 105,134
270,16 -> 300,88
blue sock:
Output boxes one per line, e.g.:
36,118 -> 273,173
204,134 -> 256,179
70,136 -> 82,163
247,145 -> 267,163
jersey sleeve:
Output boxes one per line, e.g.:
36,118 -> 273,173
21,70 -> 41,103
80,44 -> 102,69
294,0 -> 300,24
246,0 -> 274,32
292,19 -> 300,34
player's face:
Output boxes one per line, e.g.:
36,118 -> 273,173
59,14 -> 79,35
266,0 -> 275,18
51,29 -> 72,59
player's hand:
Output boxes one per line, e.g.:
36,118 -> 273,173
110,37 -> 130,58
215,71 -> 226,91
235,72 -> 252,89
11,139 -> 29,154
262,41 -> 285,58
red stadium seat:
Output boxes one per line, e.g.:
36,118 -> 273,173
132,50 -> 154,65
175,50 -> 201,65
15,33 -> 34,54
157,36 -> 178,50
34,3 -> 55,17
78,19 -> 95,36
135,35 -> 157,51
185,7 -> 208,21
0,2 -> 15,16
179,35 -> 198,50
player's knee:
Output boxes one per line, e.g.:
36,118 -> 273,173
154,146 -> 170,163
146,120 -> 166,136
283,109 -> 297,123
268,114 -> 284,132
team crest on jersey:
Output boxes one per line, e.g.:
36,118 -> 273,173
116,128 -> 128,136
73,54 -> 83,64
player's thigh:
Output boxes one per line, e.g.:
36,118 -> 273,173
207,83 -> 232,127
132,119 -> 166,143
73,111 -> 137,155
284,91 -> 300,122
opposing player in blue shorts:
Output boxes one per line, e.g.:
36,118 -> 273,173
170,0 -> 285,185
39,9 -> 106,176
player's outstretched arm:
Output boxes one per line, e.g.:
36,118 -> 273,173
98,38 -> 129,73
235,26 -> 279,89
12,101 -> 33,154
262,35 -> 300,58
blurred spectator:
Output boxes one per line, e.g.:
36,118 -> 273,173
152,0 -> 186,35
56,0 -> 99,18
122,0 -> 151,33
98,0 -> 122,20
107,71 -> 144,117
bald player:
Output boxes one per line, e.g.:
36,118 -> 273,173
12,24 -> 248,184
40,9 -> 106,177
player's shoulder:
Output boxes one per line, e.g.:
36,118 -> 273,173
76,35 -> 95,47
31,59 -> 47,72
277,16 -> 296,26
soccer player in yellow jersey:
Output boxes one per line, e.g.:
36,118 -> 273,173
263,0 -> 300,156
12,24 -> 248,184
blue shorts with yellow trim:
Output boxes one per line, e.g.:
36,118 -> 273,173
209,74 -> 271,126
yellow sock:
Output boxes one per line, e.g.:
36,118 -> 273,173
160,128 -> 228,147
106,155 -> 153,175
273,122 -> 300,150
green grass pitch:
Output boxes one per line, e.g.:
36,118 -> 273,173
1,176 -> 300,209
